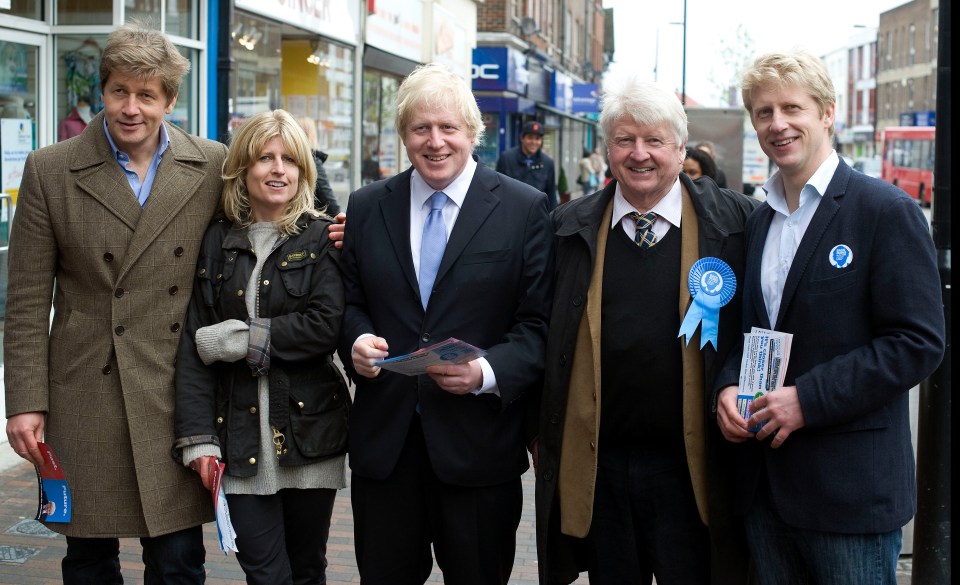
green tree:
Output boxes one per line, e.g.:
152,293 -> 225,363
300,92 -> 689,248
708,24 -> 757,106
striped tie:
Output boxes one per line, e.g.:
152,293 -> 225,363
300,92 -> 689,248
630,211 -> 659,249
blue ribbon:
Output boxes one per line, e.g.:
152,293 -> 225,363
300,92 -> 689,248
678,257 -> 736,350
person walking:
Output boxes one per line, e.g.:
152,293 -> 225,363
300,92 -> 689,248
174,109 -> 348,585
4,22 -> 226,583
338,63 -> 554,585
496,120 -> 558,209
716,51 -> 945,585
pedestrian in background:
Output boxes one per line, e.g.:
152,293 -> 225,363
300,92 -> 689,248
496,120 -> 558,209
534,77 -> 756,585
684,146 -> 719,182
295,115 -> 340,215
175,109 -> 348,585
338,63 -> 553,585
716,50 -> 945,585
577,148 -> 597,198
694,140 -> 728,188
4,22 -> 226,583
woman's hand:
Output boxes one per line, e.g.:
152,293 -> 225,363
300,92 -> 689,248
189,455 -> 219,491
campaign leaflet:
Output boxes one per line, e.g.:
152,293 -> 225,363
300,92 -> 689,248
374,338 -> 487,376
736,327 -> 793,432
35,442 -> 71,523
210,458 -> 239,554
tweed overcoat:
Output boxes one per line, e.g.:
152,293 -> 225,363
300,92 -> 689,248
3,112 -> 227,537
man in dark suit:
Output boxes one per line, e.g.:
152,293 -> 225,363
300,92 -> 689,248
534,78 -> 756,585
338,63 -> 554,585
715,51 -> 945,584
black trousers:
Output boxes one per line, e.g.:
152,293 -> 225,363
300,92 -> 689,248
351,415 -> 523,585
587,445 -> 710,585
227,487 -> 337,585
62,525 -> 205,585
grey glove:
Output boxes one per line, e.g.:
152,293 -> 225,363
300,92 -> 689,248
194,319 -> 249,365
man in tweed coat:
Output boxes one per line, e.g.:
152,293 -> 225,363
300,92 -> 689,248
4,23 -> 226,583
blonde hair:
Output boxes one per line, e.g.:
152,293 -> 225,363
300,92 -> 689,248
295,116 -> 319,150
395,63 -> 484,145
100,20 -> 190,102
222,110 -> 318,235
741,51 -> 837,137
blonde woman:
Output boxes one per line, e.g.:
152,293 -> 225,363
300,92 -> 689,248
174,109 -> 348,584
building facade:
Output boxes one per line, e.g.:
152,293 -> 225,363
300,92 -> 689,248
876,0 -> 939,131
474,0 -> 608,199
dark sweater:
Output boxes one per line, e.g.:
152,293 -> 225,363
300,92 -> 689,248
599,223 -> 684,450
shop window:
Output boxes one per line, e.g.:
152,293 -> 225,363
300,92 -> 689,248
57,0 -> 112,25
2,0 -> 42,20
361,71 -> 407,182
280,38 -> 354,209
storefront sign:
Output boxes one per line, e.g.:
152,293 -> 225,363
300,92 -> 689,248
1,118 -> 32,195
471,47 -> 527,94
571,83 -> 599,113
366,0 -> 424,63
432,4 -> 469,79
550,71 -> 573,112
235,0 -> 360,46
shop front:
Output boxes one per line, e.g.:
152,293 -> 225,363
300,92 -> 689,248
226,0 -> 360,211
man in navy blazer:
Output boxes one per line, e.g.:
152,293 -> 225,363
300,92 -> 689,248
338,63 -> 554,584
715,51 -> 945,584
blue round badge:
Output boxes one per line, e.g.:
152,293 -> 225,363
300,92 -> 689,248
687,257 -> 736,306
829,244 -> 853,268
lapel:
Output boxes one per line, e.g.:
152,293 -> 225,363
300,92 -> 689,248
377,169 -> 418,299
434,163 -> 501,284
119,123 -> 212,279
774,170 -> 846,328
749,206 -> 776,329
71,112 -> 143,232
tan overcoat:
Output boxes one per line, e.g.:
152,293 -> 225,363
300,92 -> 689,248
4,112 -> 226,537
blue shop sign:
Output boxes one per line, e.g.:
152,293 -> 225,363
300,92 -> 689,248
571,83 -> 599,113
472,47 -> 528,94
551,70 -> 573,111
914,110 -> 935,126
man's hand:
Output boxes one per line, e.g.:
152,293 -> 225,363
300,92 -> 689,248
5,412 -> 46,468
716,385 -> 753,443
425,361 -> 483,395
748,385 -> 805,448
189,455 -> 219,491
327,212 -> 346,249
352,336 -> 389,378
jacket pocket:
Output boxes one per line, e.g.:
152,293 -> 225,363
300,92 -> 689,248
277,249 -> 319,297
288,365 -> 350,459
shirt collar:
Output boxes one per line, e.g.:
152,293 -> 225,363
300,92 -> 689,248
411,156 -> 478,210
762,150 -> 839,216
610,177 -> 683,230
102,117 -> 170,163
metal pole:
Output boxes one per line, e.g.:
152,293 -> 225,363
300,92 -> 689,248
216,0 -> 234,143
681,0 -> 687,105
912,0 -> 951,580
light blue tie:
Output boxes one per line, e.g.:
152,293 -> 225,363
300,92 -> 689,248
419,191 -> 448,309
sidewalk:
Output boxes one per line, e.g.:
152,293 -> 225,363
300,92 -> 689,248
0,447 -> 586,585
0,446 -> 912,584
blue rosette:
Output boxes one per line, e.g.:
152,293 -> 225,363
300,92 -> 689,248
678,257 -> 736,349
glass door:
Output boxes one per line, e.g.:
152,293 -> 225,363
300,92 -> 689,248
0,27 -> 46,414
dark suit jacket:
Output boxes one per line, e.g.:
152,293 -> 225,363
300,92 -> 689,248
338,159 -> 555,487
716,160 -> 945,534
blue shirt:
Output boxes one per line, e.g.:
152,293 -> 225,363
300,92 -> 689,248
103,118 -> 170,207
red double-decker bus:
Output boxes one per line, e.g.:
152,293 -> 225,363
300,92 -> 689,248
880,126 -> 935,206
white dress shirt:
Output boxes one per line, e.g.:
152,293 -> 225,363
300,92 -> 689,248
760,151 -> 839,326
